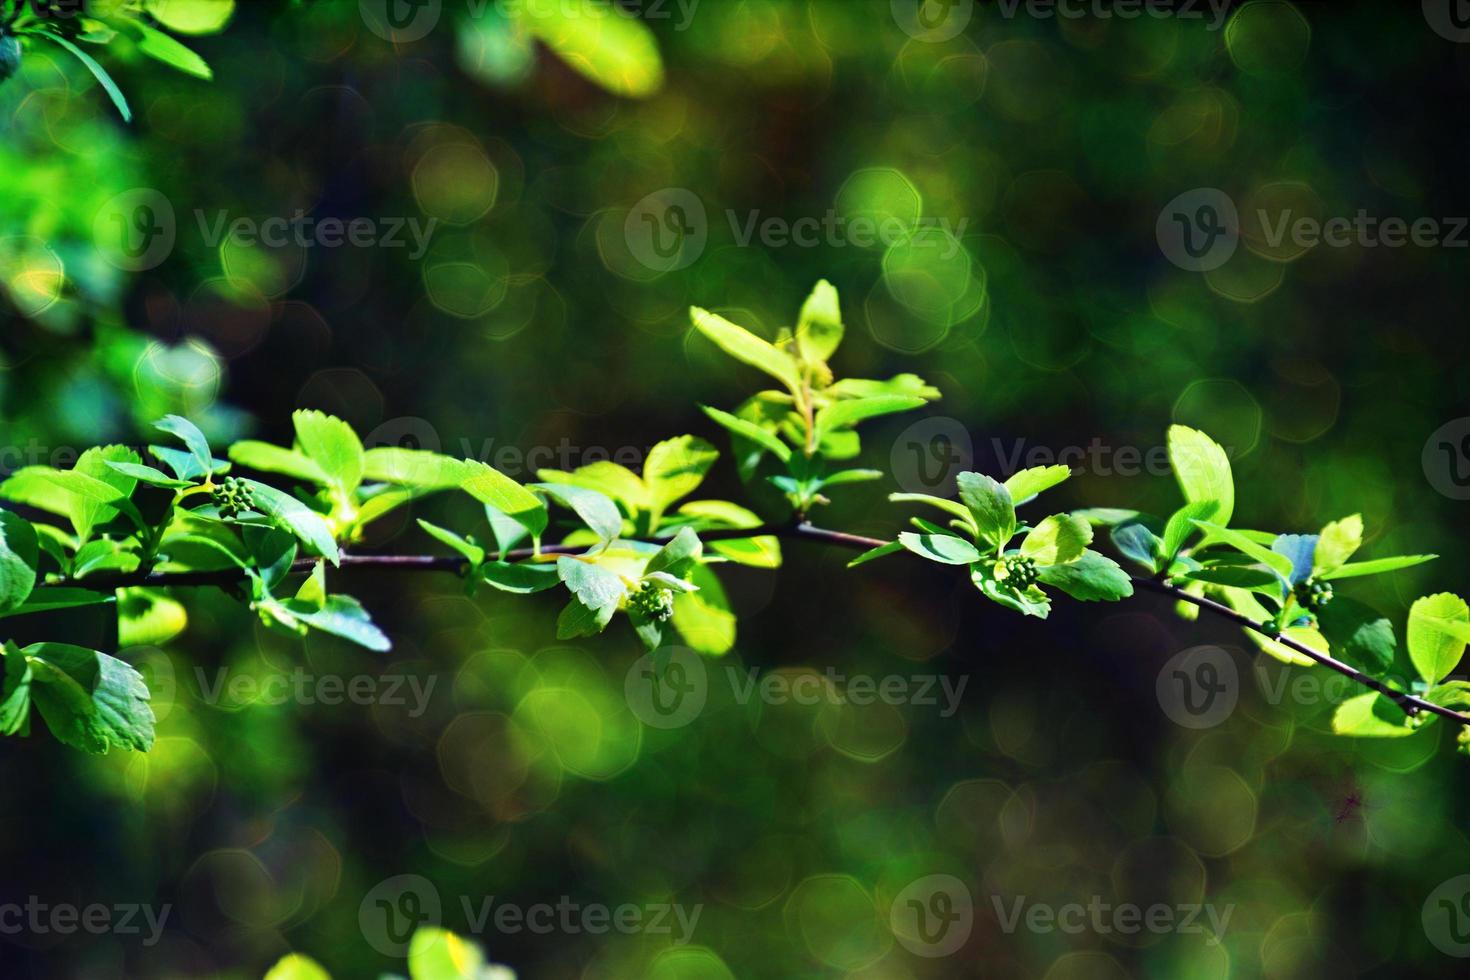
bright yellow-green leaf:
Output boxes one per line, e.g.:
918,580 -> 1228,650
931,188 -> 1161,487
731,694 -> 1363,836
1020,514 -> 1092,566
795,279 -> 843,364
145,0 -> 234,35
1313,514 -> 1362,574
263,952 -> 331,980
1408,593 -> 1470,685
690,307 -> 802,393
1168,425 -> 1234,527
512,0 -> 664,98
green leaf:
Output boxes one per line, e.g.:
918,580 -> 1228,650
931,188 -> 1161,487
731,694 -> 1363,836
1319,554 -> 1437,581
826,375 -> 941,400
540,461 -> 649,513
1316,596 -> 1396,676
460,463 -> 548,539
955,472 -> 1015,550
118,589 -> 188,648
820,469 -> 883,487
1408,593 -> 1470,685
556,556 -> 627,618
1,642 -> 32,737
690,307 -> 802,393
813,395 -> 927,445
283,595 -> 392,652
407,925 -> 490,980
229,440 -> 330,485
417,519 -> 485,567
1161,501 -> 1218,563
847,540 -> 903,568
1332,692 -> 1419,738
242,480 -> 340,565
898,532 -> 981,565
1168,425 -> 1234,527
535,483 -> 623,543
36,31 -> 131,122
481,562 -> 560,594
795,279 -> 843,364
105,461 -> 191,489
156,415 -> 213,474
262,953 -> 331,980
672,564 -> 735,654
511,0 -> 663,98
677,500 -> 780,568
150,444 -> 225,482
643,436 -> 718,515
293,409 -> 364,495
1037,550 -> 1134,602
364,448 -> 473,489
1313,514 -> 1362,575
645,527 -> 702,578
1003,465 -> 1070,505
0,511 -> 38,615
144,0 -> 235,35
1192,521 -> 1293,580
1182,566 -> 1280,591
132,21 -> 212,79
24,643 -> 154,753
4,589 -> 115,616
1110,522 -> 1162,573
700,405 -> 793,463
1020,514 -> 1092,567
889,492 -> 978,533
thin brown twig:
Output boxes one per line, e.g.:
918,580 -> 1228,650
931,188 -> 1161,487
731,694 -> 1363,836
39,522 -> 1468,725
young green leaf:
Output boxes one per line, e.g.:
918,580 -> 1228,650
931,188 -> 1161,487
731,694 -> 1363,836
460,463 -> 548,539
481,562 -> 561,594
155,415 -> 213,472
1161,501 -> 1217,563
283,595 -> 392,652
1,642 -> 32,737
645,527 -> 702,578
1407,593 -> 1470,685
229,441 -> 330,485
262,953 -> 330,980
955,472 -> 1015,550
795,279 -> 843,364
1332,692 -> 1420,737
363,448 -> 473,489
1192,522 -> 1293,580
242,481 -> 340,565
1313,514 -> 1362,575
643,436 -> 718,516
24,643 -> 154,753
700,405 -> 793,463
293,410 -> 365,495
1271,534 -> 1318,587
690,307 -> 802,393
1036,550 -> 1134,601
671,564 -> 735,654
132,21 -> 213,79
417,519 -> 485,567
898,532 -> 981,565
1021,514 -> 1093,567
1003,465 -> 1070,505
848,540 -> 904,568
1168,425 -> 1234,527
1318,554 -> 1437,581
536,483 -> 623,543
36,31 -> 131,122
0,511 -> 38,616
812,395 -> 927,445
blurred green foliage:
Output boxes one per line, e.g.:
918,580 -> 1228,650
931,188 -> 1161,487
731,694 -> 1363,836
3,1 -> 1470,977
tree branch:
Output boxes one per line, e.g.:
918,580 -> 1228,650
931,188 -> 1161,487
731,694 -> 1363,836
40,522 -> 1468,726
